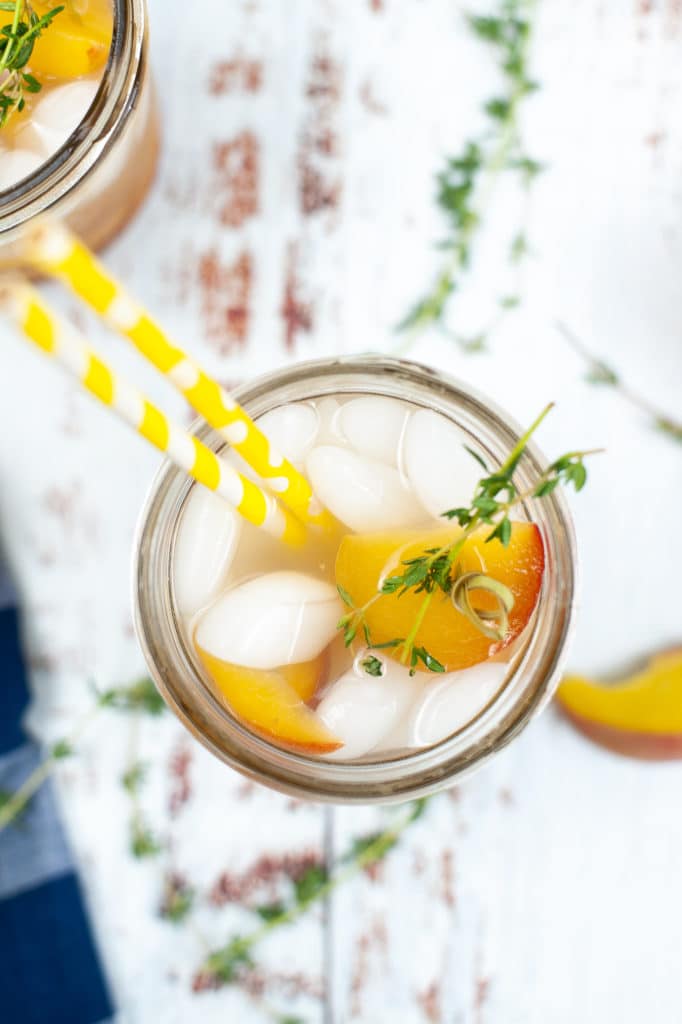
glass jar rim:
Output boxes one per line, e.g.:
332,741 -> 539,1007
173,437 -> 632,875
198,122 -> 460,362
0,0 -> 147,233
133,355 -> 578,804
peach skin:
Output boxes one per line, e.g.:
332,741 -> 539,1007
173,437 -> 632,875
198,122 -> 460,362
556,647 -> 682,760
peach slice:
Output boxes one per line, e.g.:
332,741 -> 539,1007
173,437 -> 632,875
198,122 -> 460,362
197,647 -> 342,754
280,652 -> 327,703
24,1 -> 113,79
336,522 -> 544,672
556,648 -> 682,760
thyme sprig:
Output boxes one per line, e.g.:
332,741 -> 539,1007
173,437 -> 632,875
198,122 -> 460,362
557,321 -> 682,444
123,759 -> 162,860
160,873 -> 195,924
99,676 -> 167,715
0,677 -> 165,834
194,799 -> 429,993
0,707 -> 93,831
121,706 -> 163,859
400,0 -> 541,348
0,1 -> 64,129
338,404 -> 599,673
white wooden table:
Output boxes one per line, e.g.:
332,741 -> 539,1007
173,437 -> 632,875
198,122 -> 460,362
1,1 -> 682,1021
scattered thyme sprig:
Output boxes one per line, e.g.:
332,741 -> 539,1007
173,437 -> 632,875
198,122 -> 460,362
160,872 -> 195,924
0,677 -> 165,834
338,404 -> 600,674
100,676 -> 167,715
120,695 -> 164,859
194,798 -> 429,994
556,321 -> 682,444
122,754 -> 162,859
400,0 -> 541,349
0,727 -> 78,831
0,1 -> 64,130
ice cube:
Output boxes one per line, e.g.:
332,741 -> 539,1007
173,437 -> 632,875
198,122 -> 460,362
404,410 -> 483,520
314,397 -> 345,445
195,571 -> 342,670
306,445 -> 427,533
174,486 -> 241,617
256,403 -> 319,467
317,656 -> 421,759
387,660 -> 508,748
0,147 -> 43,190
338,396 -> 411,466
16,78 -> 99,157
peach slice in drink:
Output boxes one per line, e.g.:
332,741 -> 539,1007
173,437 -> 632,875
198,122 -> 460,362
335,523 -> 545,672
23,1 -> 113,79
279,654 -> 326,703
197,648 -> 342,754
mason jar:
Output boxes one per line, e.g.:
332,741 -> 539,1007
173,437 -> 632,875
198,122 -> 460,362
0,0 -> 159,267
134,356 -> 578,803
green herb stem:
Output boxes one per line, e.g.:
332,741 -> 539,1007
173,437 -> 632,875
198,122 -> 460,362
556,320 -> 682,444
0,752 -> 57,831
122,711 -> 162,858
0,677 -> 165,835
0,1 -> 65,129
0,701 -> 100,832
502,401 -> 553,472
1,0 -> 23,66
399,591 -> 434,666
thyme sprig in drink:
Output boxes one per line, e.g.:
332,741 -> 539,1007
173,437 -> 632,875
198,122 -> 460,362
337,403 -> 596,673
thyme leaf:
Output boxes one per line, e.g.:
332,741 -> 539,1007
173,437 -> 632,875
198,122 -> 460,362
130,816 -> 162,859
360,655 -> 384,677
99,677 -> 166,716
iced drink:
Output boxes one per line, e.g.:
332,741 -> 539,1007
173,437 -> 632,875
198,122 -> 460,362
173,394 -> 545,761
0,0 -> 158,260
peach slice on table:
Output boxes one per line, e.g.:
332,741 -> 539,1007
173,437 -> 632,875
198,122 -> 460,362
335,522 -> 544,672
196,647 -> 342,754
556,648 -> 682,760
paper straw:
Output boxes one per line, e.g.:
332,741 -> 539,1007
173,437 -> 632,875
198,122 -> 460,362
0,280 -> 306,548
24,221 -> 335,532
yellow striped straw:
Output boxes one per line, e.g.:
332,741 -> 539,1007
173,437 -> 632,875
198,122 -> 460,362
23,220 -> 334,533
0,279 -> 306,548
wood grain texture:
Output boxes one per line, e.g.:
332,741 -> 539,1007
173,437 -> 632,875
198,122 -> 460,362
1,1 -> 682,1021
